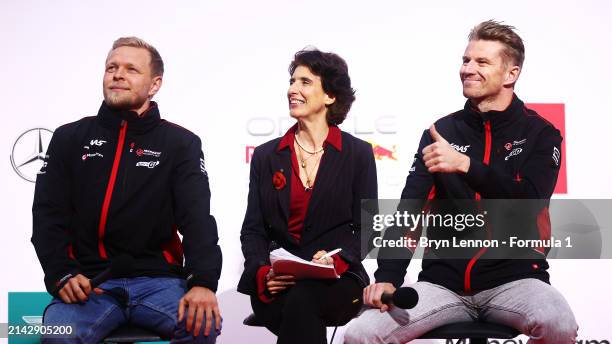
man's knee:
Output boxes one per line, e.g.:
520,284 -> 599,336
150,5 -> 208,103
344,311 -> 387,344
42,303 -> 87,344
42,297 -> 124,344
344,320 -> 368,344
531,308 -> 578,344
42,311 -> 98,344
175,313 -> 220,343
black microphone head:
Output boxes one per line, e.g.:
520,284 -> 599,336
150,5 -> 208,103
109,254 -> 135,278
393,287 -> 419,309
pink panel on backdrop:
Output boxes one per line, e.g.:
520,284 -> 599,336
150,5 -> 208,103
525,103 -> 567,194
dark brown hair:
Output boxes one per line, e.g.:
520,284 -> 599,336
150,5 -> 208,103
289,48 -> 355,125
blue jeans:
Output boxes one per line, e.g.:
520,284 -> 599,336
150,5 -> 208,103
42,277 -> 219,343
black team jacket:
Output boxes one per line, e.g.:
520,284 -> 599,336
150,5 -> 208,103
375,95 -> 563,293
32,101 -> 222,296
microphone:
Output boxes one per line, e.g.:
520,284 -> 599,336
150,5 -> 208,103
381,287 -> 419,309
90,254 -> 135,288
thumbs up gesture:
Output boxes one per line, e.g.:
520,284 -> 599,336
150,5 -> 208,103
422,124 -> 470,173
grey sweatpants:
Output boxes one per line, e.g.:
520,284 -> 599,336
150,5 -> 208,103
344,278 -> 577,344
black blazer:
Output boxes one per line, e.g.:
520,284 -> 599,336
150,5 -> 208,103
237,130 -> 377,295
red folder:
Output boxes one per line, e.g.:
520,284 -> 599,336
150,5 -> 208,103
270,248 -> 340,280
272,260 -> 339,280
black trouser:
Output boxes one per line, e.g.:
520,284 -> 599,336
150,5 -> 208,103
250,275 -> 363,344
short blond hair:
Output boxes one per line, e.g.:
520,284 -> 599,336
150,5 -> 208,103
111,37 -> 164,76
468,20 -> 525,68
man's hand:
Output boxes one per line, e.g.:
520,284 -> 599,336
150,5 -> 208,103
178,286 -> 221,337
58,274 -> 103,304
266,270 -> 295,295
312,250 -> 334,265
363,282 -> 396,313
422,124 -> 470,174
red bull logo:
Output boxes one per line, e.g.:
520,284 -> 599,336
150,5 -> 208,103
245,145 -> 256,163
370,142 -> 397,161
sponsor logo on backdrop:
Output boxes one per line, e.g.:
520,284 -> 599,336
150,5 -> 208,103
245,115 -> 398,137
445,339 -> 610,344
22,315 -> 43,324
245,115 -> 399,163
371,142 -> 397,160
10,128 -> 53,183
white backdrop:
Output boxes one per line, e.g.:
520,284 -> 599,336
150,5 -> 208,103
2,0 -> 611,342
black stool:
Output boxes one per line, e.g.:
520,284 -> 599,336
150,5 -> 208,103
418,321 -> 520,344
245,313 -> 519,343
243,313 -> 346,343
243,313 -> 266,327
102,324 -> 165,343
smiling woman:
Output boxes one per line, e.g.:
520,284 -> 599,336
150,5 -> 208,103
287,49 -> 356,126
238,48 -> 377,344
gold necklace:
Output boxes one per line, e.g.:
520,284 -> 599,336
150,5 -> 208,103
294,137 -> 320,168
294,134 -> 325,155
296,143 -> 323,191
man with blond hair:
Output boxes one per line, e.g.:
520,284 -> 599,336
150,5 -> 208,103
345,21 -> 578,344
33,37 -> 221,343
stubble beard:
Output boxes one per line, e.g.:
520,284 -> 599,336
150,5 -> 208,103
104,90 -> 146,111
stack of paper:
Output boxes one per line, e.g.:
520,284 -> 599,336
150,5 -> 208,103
270,248 -> 340,280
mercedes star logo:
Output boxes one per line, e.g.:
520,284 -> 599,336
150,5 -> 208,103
10,128 -> 54,183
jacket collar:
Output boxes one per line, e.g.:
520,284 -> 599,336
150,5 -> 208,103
96,101 -> 162,134
269,123 -> 344,227
462,94 -> 525,132
276,123 -> 342,153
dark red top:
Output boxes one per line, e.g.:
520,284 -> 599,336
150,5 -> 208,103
256,124 -> 349,303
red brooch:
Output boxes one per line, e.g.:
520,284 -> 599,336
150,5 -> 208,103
272,171 -> 286,190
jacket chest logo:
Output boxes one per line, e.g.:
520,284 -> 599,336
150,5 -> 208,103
136,160 -> 160,169
89,139 -> 107,146
503,138 -> 527,161
129,142 -> 162,157
81,138 -> 107,161
504,138 -> 527,151
82,152 -> 104,161
504,147 -> 523,161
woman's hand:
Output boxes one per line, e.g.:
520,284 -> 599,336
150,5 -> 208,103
312,250 -> 334,265
266,270 -> 295,295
